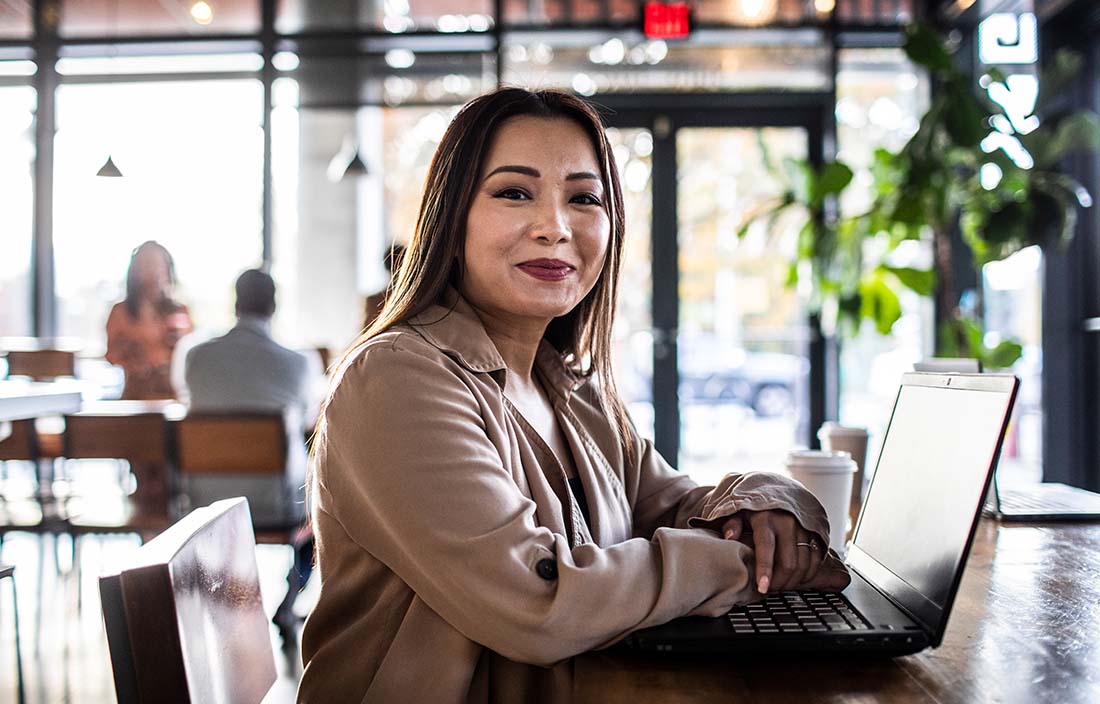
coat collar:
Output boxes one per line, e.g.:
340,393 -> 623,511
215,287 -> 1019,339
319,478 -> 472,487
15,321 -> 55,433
408,287 -> 583,399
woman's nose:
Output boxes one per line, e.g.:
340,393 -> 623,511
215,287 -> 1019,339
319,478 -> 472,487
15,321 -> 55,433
532,203 -> 572,244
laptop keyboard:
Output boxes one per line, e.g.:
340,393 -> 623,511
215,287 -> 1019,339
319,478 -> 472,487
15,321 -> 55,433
999,492 -> 1086,513
728,591 -> 872,634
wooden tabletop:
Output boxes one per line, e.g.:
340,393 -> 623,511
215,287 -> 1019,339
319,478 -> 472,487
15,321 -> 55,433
574,519 -> 1100,703
0,379 -> 84,422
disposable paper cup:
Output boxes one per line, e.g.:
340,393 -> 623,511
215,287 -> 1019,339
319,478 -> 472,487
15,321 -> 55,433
817,423 -> 870,532
785,449 -> 856,555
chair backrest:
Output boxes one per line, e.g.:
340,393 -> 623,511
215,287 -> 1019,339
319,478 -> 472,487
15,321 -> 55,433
99,498 -> 276,704
175,413 -> 288,475
63,412 -> 169,463
5,349 -> 77,380
0,418 -> 38,461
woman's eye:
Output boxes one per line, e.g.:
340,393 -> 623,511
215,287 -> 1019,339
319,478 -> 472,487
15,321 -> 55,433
572,193 -> 602,206
494,188 -> 529,200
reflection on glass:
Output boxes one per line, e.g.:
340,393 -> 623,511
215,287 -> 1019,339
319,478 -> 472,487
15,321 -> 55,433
54,80 -> 264,354
606,128 -> 654,440
277,0 -> 492,33
0,85 -> 34,336
59,0 -> 261,36
982,245 -> 1042,485
382,106 -> 462,255
677,127 -> 810,485
504,42 -> 829,94
836,47 -> 932,471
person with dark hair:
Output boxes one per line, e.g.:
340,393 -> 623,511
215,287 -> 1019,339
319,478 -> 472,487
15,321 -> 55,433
105,241 -> 193,400
362,243 -> 407,330
180,268 -> 322,643
299,89 -> 849,703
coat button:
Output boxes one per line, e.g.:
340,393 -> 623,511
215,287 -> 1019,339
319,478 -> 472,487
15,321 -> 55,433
536,558 -> 558,581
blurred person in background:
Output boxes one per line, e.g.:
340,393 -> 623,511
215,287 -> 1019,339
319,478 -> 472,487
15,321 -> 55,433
105,241 -> 193,400
362,243 -> 406,331
177,267 -> 323,644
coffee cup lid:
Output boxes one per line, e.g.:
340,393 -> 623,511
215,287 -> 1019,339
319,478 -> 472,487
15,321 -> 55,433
784,449 -> 856,473
817,422 -> 868,438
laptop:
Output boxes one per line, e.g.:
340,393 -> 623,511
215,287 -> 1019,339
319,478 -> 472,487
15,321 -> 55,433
910,361 -> 1100,521
984,476 -> 1100,522
627,372 -> 1019,656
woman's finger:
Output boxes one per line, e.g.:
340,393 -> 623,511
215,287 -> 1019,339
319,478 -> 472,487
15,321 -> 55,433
751,520 -> 776,594
793,531 -> 813,587
722,516 -> 743,541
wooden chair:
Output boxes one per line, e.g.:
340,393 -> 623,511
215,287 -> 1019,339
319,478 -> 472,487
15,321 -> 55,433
175,413 -> 304,544
0,563 -> 26,704
99,498 -> 276,704
1,348 -> 78,467
61,405 -> 178,539
4,349 -> 77,381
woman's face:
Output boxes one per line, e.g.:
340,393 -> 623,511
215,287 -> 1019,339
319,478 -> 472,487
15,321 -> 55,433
132,248 -> 172,299
461,116 -> 611,327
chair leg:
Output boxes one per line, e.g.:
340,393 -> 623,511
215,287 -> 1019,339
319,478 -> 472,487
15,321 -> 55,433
74,534 -> 83,614
10,572 -> 26,704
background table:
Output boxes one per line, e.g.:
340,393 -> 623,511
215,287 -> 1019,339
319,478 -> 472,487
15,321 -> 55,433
0,380 -> 83,423
575,519 -> 1100,704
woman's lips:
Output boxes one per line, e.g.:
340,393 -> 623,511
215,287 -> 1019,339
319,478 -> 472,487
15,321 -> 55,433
516,260 -> 575,282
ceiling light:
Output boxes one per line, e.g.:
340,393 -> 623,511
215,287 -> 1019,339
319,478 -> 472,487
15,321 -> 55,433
191,1 -> 214,25
96,155 -> 123,178
385,49 -> 416,69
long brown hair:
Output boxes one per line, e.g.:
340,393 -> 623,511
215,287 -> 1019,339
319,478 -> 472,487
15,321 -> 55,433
337,88 -> 633,458
124,240 -> 182,318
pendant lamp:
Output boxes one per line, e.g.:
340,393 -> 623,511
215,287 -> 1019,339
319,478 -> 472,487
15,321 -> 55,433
97,0 -> 124,177
96,155 -> 123,177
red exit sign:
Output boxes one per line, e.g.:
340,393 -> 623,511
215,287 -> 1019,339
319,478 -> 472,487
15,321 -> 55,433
643,1 -> 691,40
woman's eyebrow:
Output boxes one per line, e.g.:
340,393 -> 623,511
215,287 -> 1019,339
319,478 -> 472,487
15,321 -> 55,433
484,165 -> 601,182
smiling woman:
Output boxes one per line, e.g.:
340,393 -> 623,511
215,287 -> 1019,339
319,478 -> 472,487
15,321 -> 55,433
299,88 -> 850,704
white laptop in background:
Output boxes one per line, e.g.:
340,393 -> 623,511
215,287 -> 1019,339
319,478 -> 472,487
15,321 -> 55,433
911,359 -> 1100,522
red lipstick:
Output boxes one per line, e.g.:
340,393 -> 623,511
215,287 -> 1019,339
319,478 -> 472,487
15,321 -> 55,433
516,258 -> 575,282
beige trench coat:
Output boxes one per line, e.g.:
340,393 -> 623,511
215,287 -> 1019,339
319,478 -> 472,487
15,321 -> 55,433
298,291 -> 841,704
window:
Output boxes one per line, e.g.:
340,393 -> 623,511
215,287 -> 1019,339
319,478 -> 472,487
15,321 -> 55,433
835,48 -> 933,467
0,85 -> 35,337
53,79 -> 264,353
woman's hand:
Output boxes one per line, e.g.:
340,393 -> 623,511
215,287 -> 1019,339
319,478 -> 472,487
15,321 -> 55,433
720,509 -> 831,594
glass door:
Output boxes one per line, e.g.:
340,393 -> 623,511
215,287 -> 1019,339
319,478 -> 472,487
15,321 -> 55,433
604,103 -> 821,485
676,127 -> 810,485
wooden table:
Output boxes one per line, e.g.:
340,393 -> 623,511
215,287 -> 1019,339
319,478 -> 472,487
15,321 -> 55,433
575,519 -> 1100,703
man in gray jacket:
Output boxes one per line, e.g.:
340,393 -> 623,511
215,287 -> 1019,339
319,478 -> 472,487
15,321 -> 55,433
181,268 -> 320,643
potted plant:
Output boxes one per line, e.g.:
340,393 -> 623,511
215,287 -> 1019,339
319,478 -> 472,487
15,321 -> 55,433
741,24 -> 1100,370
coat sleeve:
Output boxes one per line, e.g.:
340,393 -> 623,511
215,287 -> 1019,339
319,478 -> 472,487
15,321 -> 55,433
314,337 -> 762,667
626,423 -> 833,552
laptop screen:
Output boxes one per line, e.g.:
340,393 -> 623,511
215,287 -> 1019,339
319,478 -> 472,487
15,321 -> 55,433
852,379 -> 1014,612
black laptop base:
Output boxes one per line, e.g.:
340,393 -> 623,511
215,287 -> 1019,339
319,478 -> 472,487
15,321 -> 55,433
626,575 -> 931,657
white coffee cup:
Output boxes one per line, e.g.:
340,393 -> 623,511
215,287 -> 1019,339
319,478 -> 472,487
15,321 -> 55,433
817,423 -> 870,533
784,449 -> 856,555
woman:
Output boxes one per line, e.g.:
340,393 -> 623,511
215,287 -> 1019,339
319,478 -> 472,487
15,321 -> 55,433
299,89 -> 849,703
105,241 -> 193,400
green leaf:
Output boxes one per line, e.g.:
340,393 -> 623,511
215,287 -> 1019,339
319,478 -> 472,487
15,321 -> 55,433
882,266 -> 936,296
943,80 -> 989,148
859,273 -> 903,336
983,339 -> 1024,370
811,162 -> 854,205
985,67 -> 1007,85
904,24 -> 953,73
